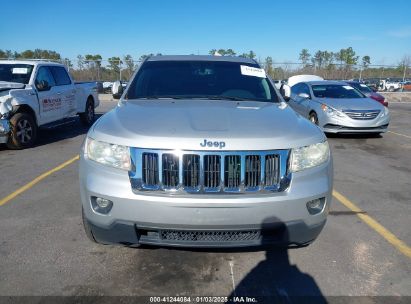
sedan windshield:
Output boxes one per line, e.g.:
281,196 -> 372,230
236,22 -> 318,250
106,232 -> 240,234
312,84 -> 365,99
126,60 -> 278,102
0,64 -> 34,84
349,82 -> 373,93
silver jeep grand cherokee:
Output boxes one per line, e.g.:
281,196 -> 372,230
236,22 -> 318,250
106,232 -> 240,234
79,55 -> 333,248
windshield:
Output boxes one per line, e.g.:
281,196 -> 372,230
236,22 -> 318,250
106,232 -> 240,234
349,82 -> 373,93
0,64 -> 34,84
312,84 -> 365,99
126,60 -> 278,102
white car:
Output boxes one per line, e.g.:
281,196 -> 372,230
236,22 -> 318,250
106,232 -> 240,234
0,60 -> 100,149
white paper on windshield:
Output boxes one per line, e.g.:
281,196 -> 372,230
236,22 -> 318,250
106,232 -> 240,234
343,85 -> 354,90
360,84 -> 368,88
12,68 -> 28,74
240,65 -> 266,78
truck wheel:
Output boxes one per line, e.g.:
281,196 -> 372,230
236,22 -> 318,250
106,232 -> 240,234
80,98 -> 95,126
309,112 -> 319,125
7,112 -> 38,149
82,207 -> 99,244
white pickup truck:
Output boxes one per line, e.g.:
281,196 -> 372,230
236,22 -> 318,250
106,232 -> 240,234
0,60 -> 99,149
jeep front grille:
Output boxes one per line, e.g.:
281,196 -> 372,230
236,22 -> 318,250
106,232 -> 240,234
129,148 -> 290,194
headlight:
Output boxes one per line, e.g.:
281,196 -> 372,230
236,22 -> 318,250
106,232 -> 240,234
85,137 -> 131,170
321,104 -> 345,117
381,106 -> 389,117
290,141 -> 330,172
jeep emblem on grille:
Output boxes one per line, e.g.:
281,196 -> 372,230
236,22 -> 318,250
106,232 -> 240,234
200,139 -> 226,149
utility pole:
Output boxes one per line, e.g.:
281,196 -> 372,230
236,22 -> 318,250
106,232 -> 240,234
119,59 -> 122,81
96,60 -> 100,81
403,64 -> 407,83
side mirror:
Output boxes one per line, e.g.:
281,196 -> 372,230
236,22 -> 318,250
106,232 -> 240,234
112,80 -> 124,99
280,84 -> 291,102
298,92 -> 310,99
36,80 -> 50,91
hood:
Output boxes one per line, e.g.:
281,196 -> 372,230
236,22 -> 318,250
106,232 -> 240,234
313,97 -> 384,111
0,81 -> 25,93
90,99 -> 325,151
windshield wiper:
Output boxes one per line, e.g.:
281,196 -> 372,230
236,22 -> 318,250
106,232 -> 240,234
136,96 -> 186,100
134,95 -> 268,102
205,95 -> 251,101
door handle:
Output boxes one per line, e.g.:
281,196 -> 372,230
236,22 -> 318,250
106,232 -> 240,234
57,92 -> 62,95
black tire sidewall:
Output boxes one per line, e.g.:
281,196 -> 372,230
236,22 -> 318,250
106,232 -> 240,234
80,99 -> 95,126
309,112 -> 319,125
7,113 -> 37,149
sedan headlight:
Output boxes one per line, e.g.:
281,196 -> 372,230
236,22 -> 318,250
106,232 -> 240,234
85,137 -> 131,170
380,106 -> 389,117
321,104 -> 345,117
290,141 -> 330,172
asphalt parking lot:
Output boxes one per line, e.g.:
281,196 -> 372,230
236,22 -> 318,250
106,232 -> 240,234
0,99 -> 410,301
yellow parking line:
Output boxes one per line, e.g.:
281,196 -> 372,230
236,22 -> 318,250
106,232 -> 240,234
0,155 -> 80,206
388,130 -> 411,139
333,190 -> 411,259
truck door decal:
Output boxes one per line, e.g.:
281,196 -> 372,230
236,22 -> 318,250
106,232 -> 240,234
42,98 -> 62,112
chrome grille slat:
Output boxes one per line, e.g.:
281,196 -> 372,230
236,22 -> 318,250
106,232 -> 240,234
142,153 -> 159,186
204,155 -> 221,189
132,149 -> 290,194
162,153 -> 179,187
245,155 -> 261,188
265,154 -> 279,186
342,109 -> 380,120
224,155 -> 241,188
183,154 -> 200,188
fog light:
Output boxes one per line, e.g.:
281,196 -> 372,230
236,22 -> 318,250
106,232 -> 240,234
306,198 -> 326,215
91,197 -> 113,214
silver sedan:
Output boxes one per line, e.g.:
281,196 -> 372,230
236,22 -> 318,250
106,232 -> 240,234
285,80 -> 390,134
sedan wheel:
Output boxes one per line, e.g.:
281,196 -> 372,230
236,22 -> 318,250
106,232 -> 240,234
309,112 -> 319,125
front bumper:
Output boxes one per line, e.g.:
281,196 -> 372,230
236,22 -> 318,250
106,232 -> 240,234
79,155 -> 333,247
319,112 -> 390,134
0,119 -> 10,144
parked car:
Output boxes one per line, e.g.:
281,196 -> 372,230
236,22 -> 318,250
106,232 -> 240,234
95,81 -> 104,94
103,81 -> 113,93
272,79 -> 285,90
345,81 -> 388,107
402,81 -> 411,91
362,78 -> 380,92
0,60 -> 100,149
380,79 -> 402,92
80,55 -> 333,248
282,75 -> 390,134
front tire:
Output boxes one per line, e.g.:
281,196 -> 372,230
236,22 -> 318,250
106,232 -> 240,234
82,208 -> 99,244
309,112 -> 319,125
7,112 -> 38,149
79,98 -> 95,126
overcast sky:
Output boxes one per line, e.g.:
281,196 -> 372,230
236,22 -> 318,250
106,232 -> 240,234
1,0 -> 410,65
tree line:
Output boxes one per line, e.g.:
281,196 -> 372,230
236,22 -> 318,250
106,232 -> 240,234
1,48 -> 409,81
